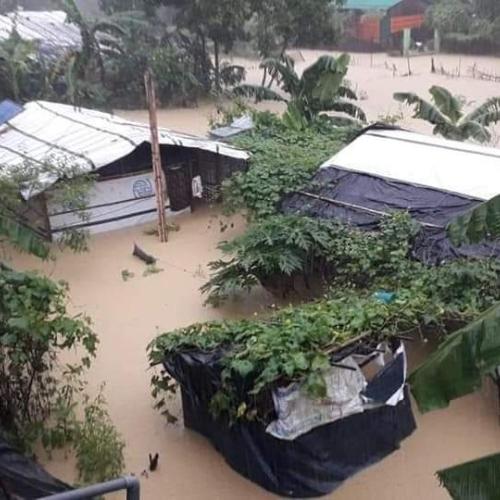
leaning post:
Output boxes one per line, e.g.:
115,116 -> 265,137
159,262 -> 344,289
144,69 -> 168,242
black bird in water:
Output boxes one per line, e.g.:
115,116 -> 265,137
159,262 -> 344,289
149,453 -> 159,472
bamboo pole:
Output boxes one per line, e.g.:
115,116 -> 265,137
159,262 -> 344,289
144,69 -> 168,243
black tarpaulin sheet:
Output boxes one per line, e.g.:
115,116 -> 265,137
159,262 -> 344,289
164,350 -> 416,498
281,166 -> 500,264
0,438 -> 71,499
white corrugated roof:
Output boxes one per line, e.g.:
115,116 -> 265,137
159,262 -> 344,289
322,128 -> 500,200
0,100 -> 249,197
0,11 -> 81,52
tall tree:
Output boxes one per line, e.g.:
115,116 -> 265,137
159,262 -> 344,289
251,0 -> 344,59
148,0 -> 249,91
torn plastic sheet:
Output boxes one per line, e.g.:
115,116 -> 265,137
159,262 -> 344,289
164,348 -> 416,497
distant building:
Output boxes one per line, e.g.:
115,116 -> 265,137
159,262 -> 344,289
0,10 -> 81,57
341,0 -> 430,52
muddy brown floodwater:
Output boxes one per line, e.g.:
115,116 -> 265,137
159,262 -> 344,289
10,207 -> 500,500
118,50 -> 500,141
10,50 -> 500,498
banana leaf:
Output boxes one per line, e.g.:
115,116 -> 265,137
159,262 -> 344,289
409,302 -> 500,413
447,195 -> 500,245
437,453 -> 500,500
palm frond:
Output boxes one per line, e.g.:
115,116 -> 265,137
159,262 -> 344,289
457,120 -> 491,143
438,453 -> 500,500
429,85 -> 463,123
260,56 -> 300,97
394,92 -> 449,126
233,84 -> 287,103
337,85 -> 357,100
302,54 -> 350,103
321,99 -> 367,121
92,21 -> 128,38
464,97 -> 500,125
447,194 -> 500,245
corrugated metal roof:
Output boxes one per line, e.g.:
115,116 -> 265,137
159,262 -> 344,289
322,128 -> 500,200
343,0 -> 401,10
0,101 -> 249,198
0,11 -> 81,53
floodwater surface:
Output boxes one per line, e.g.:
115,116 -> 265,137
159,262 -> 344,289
10,50 -> 500,499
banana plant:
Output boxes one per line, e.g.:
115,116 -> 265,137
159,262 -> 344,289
412,194 -> 500,500
61,0 -> 134,84
394,85 -> 500,143
234,53 -> 366,129
437,453 -> 500,500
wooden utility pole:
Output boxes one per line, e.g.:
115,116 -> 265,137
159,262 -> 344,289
144,69 -> 168,242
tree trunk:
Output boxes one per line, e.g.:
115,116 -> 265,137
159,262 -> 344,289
213,38 -> 220,92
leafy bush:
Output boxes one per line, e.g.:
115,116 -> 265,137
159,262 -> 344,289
201,212 -> 420,305
0,266 -> 125,483
201,214 -> 340,305
148,291 -> 426,421
75,390 -> 125,485
0,266 -> 98,451
223,123 -> 355,219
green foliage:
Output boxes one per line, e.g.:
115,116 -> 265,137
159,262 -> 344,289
394,86 -> 500,143
74,390 -> 125,485
250,0 -> 344,57
0,30 -> 42,102
149,291 -> 428,421
151,209 -> 500,422
437,452 -> 500,500
447,194 -> 500,245
0,266 -> 98,451
223,122 -> 354,219
201,213 -> 420,306
427,0 -> 500,52
234,53 -> 366,126
0,159 -> 95,256
409,302 -> 500,413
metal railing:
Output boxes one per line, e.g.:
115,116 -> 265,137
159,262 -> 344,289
39,476 -> 140,500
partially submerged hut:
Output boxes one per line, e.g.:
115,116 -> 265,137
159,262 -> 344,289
282,125 -> 500,263
0,100 -> 248,238
0,11 -> 81,58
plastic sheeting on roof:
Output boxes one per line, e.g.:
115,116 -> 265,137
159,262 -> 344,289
0,101 -> 249,198
210,115 -> 254,139
0,11 -> 81,55
322,128 -> 500,201
0,100 -> 22,125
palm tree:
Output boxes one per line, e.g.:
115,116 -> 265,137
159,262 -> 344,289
394,85 -> 500,143
234,53 -> 366,129
61,0 -> 133,84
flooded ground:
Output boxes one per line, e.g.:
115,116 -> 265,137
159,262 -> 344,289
10,206 -> 500,500
118,50 -> 500,141
10,51 -> 500,498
